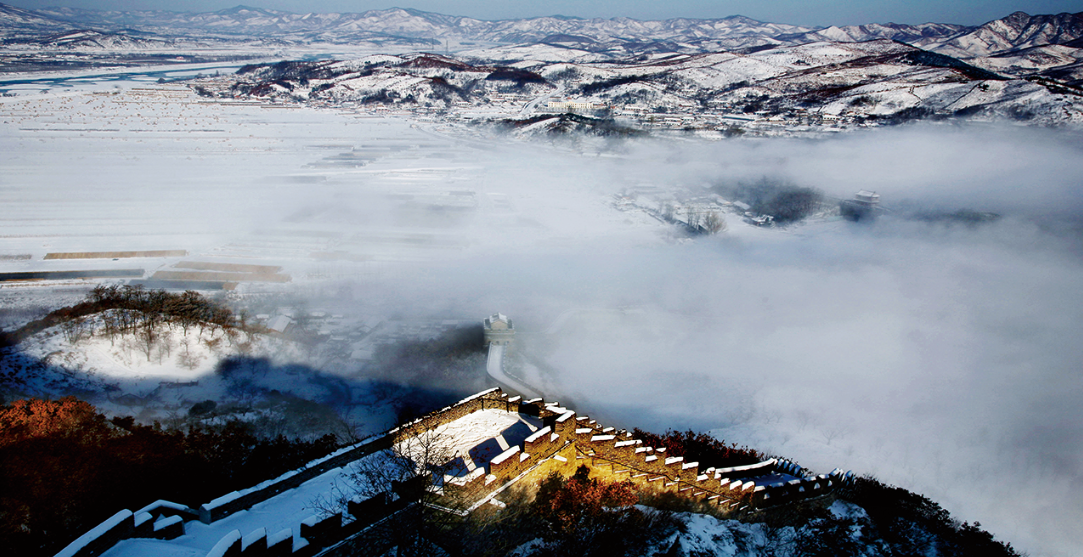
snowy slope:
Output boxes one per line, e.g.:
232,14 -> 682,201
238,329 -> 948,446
912,13 -> 1083,90
0,2 -> 74,37
929,11 -> 1083,58
793,21 -> 970,46
7,3 -> 1083,100
28,29 -> 186,51
222,40 -> 1083,128
5,316 -> 306,396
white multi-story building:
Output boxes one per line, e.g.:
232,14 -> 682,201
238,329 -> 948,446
546,99 -> 602,111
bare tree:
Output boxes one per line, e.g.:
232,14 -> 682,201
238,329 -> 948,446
136,310 -> 161,362
167,290 -> 203,337
101,311 -> 120,346
60,316 -> 91,344
661,202 -> 676,222
821,424 -> 846,446
686,205 -> 701,229
311,428 -> 460,556
177,346 -> 201,370
703,211 -> 727,233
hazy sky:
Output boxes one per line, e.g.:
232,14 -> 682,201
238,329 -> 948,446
6,0 -> 1082,26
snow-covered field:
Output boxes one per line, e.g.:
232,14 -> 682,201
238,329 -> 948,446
2,69 -> 1083,557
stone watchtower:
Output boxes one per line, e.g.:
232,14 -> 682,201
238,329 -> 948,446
840,190 -> 881,221
483,313 -> 514,345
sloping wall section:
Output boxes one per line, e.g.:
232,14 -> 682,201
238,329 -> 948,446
55,388 -> 854,557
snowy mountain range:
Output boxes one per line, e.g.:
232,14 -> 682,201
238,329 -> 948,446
2,3 -> 1080,56
213,40 -> 1079,130
2,4 -> 1082,127
3,4 -> 1082,83
0,1 -> 73,37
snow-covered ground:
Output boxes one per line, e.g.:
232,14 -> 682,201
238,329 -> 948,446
14,315 -> 299,391
399,408 -> 542,478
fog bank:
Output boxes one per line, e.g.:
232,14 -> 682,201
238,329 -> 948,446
345,124 -> 1083,556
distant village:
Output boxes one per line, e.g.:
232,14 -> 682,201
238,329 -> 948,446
188,75 -> 876,137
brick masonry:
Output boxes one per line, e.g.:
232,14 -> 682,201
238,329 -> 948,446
55,388 -> 853,557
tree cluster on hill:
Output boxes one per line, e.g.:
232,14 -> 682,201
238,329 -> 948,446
484,67 -> 548,88
0,285 -> 251,365
400,465 -> 679,557
631,428 -> 764,468
576,74 -> 654,96
815,476 -> 1022,557
86,284 -> 236,337
1,285 -> 239,349
0,397 -> 339,557
527,466 -> 678,556
496,113 -> 648,137
715,178 -> 827,224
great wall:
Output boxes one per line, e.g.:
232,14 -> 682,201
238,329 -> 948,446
56,386 -> 855,557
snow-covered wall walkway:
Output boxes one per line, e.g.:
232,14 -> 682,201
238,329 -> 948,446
486,342 -> 542,399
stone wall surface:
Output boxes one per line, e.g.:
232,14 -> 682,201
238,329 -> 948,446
56,387 -> 852,557
54,510 -> 134,557
565,413 -> 842,513
391,388 -> 506,440
54,389 -> 509,557
199,434 -> 394,523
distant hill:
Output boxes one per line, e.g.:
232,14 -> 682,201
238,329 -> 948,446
0,2 -> 73,37
3,3 -> 1082,122
212,41 -> 1080,127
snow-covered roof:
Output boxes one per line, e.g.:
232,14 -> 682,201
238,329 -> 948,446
266,315 -> 291,333
855,190 -> 880,203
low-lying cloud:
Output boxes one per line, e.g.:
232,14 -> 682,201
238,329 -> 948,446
343,124 -> 1083,556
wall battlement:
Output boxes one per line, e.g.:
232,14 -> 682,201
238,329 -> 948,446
559,410 -> 851,514
56,388 -> 854,557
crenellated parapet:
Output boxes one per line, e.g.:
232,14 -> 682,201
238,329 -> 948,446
483,399 -> 575,487
750,474 -> 840,508
565,413 -> 847,514
55,388 -> 854,557
390,388 -> 509,441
